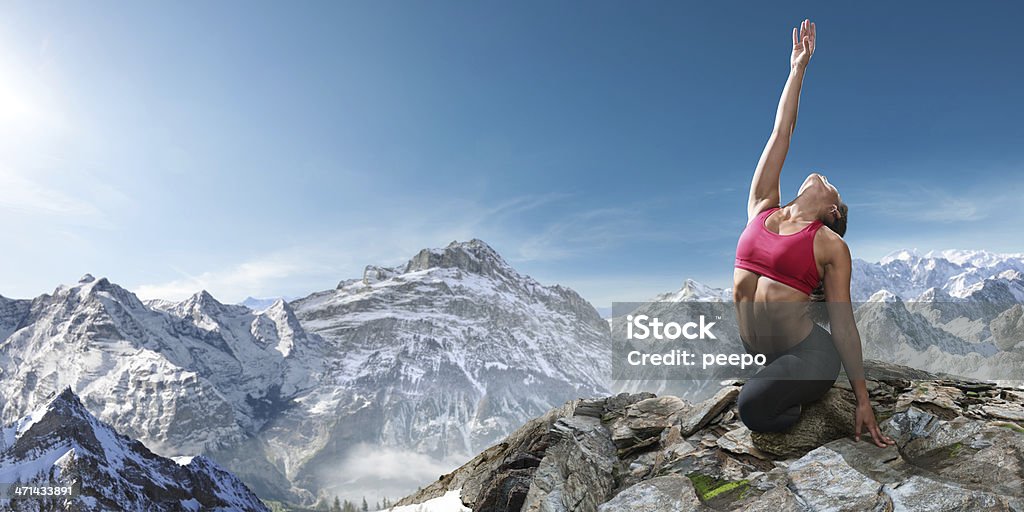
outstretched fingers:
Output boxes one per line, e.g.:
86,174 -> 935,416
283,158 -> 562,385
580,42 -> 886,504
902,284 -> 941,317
872,425 -> 895,448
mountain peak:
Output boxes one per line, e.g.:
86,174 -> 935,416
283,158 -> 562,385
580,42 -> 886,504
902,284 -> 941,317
48,385 -> 89,414
404,238 -> 514,277
55,385 -> 79,403
868,289 -> 901,303
79,273 -> 96,284
879,249 -> 920,265
186,289 -> 223,309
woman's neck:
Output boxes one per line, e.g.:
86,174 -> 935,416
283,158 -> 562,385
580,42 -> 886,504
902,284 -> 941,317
784,195 -> 822,223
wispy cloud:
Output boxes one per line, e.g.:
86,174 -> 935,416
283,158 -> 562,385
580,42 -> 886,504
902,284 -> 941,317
514,207 -> 647,261
0,168 -> 112,225
130,194 -> 557,302
845,172 -> 1024,261
851,177 -> 1020,224
133,257 -> 314,302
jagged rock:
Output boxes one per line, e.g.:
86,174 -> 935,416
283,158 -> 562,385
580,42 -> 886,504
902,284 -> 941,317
522,416 -> 619,512
608,396 -> 687,455
397,361 -> 1024,512
981,403 -> 1024,421
859,358 -> 941,382
790,408 -> 1024,509
599,392 -> 657,420
747,466 -> 788,492
393,400 -> 578,509
787,445 -> 888,511
895,381 -> 964,419
750,388 -> 858,458
664,439 -> 696,460
734,484 -> 804,512
716,425 -> 768,459
596,474 -> 700,512
884,475 -> 1017,511
679,386 -> 739,436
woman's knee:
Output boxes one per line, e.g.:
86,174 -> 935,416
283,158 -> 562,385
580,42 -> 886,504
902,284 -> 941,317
739,399 -> 800,432
738,384 -> 788,432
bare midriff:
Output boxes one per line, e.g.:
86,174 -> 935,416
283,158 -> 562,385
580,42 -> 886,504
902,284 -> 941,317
732,268 -> 815,355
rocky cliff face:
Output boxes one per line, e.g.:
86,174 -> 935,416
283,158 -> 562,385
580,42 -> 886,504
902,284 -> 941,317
0,387 -> 269,512
282,239 -> 611,501
395,360 -> 1024,512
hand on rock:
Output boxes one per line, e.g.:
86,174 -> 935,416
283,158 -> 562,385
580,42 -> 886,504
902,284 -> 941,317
854,402 -> 896,448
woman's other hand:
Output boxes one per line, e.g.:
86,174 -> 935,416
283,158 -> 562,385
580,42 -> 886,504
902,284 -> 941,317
854,402 -> 896,448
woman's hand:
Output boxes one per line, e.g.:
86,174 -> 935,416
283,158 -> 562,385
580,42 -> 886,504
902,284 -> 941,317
854,402 -> 896,448
791,18 -> 816,70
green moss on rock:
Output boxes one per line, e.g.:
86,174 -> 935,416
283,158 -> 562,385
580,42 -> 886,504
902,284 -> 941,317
686,472 -> 750,501
948,442 -> 963,459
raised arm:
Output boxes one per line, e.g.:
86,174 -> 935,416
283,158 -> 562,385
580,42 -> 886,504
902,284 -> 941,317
747,19 -> 816,221
823,238 -> 896,449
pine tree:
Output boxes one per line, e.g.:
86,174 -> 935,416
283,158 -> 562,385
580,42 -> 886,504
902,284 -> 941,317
362,497 -> 369,511
332,496 -> 341,512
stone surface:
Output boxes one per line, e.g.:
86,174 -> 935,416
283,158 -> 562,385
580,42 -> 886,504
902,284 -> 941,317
679,386 -> 739,436
885,475 -> 1017,512
895,381 -> 965,419
396,361 -> 1024,512
750,388 -> 858,458
716,425 -> 768,459
608,396 -> 688,455
520,417 -> 621,512
596,474 -> 700,512
787,445 -> 887,511
981,404 -> 1024,421
733,483 -> 804,512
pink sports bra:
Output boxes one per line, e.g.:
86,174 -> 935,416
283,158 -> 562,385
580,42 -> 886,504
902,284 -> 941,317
734,207 -> 823,295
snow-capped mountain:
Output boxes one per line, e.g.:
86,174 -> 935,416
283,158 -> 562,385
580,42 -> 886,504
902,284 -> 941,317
0,239 -> 612,507
653,278 -> 732,302
1,243 -> 1018,507
273,239 -> 611,501
853,249 -> 1024,302
0,274 -> 325,503
0,387 -> 268,511
239,296 -> 295,312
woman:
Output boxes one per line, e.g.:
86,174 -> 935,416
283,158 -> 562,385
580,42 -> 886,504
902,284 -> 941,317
732,19 -> 894,448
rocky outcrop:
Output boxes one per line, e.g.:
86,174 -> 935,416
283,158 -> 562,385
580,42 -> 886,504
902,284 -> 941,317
396,360 -> 1024,511
748,388 -> 857,458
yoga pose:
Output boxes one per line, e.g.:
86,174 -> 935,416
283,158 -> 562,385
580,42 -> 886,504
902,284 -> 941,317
732,19 -> 894,448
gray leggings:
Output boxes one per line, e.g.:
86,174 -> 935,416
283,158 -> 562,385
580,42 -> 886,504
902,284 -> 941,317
737,322 -> 842,432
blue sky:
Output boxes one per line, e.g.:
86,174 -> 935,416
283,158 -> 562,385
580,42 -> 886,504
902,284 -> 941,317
0,1 -> 1021,307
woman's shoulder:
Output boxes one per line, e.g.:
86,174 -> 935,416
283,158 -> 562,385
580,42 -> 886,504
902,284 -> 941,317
814,228 -> 850,263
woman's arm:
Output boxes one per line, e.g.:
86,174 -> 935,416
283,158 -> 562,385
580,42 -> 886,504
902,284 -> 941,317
823,239 -> 896,448
747,19 -> 816,221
